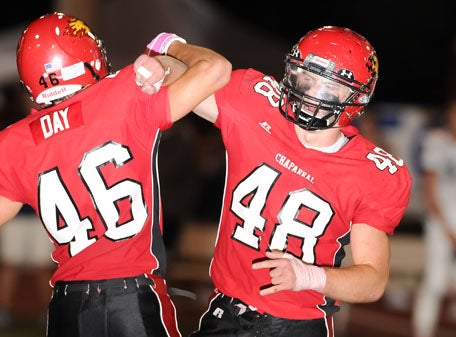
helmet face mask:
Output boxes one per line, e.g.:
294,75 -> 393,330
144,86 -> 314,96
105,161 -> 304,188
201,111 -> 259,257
16,12 -> 110,108
279,26 -> 378,131
280,62 -> 354,129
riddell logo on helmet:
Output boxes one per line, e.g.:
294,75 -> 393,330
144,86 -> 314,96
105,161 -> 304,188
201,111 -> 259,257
36,84 -> 82,105
64,18 -> 91,37
41,87 -> 68,100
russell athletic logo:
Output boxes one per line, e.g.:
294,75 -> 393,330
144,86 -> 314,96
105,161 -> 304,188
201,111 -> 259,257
259,121 -> 272,134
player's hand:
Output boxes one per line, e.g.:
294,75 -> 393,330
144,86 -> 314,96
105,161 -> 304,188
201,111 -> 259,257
133,54 -> 167,94
252,250 -> 298,295
252,250 -> 326,295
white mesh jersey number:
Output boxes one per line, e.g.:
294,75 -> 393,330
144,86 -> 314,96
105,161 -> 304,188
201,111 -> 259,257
39,141 -> 147,256
231,164 -> 333,263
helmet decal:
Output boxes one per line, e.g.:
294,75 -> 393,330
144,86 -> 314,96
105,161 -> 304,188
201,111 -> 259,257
338,69 -> 354,81
303,54 -> 336,72
65,18 -> 91,38
44,60 -> 62,74
290,44 -> 300,58
367,53 -> 379,77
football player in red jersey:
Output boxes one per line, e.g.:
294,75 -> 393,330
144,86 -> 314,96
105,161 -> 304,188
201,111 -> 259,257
136,26 -> 412,337
0,12 -> 230,337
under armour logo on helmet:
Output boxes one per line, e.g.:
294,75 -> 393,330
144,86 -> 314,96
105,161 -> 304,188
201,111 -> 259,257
339,69 -> 354,80
290,45 -> 300,58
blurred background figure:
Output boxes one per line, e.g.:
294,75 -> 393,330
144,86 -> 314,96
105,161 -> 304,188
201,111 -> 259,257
412,100 -> 456,337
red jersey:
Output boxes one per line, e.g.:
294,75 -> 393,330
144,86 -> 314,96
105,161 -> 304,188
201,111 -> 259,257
210,69 -> 412,319
0,65 -> 172,285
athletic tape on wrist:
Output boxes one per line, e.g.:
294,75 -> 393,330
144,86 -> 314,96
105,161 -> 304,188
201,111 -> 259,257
146,32 -> 187,56
152,66 -> 171,92
283,253 -> 326,292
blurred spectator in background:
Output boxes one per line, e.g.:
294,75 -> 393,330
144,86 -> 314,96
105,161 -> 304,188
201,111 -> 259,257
412,99 -> 456,337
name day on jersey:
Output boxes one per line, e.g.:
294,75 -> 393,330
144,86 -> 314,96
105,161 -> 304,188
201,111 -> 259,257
29,102 -> 84,145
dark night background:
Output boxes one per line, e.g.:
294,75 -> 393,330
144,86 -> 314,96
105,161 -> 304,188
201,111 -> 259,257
1,0 -> 455,105
212,0 -> 455,105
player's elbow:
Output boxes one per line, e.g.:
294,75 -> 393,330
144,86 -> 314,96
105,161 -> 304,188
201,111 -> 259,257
365,284 -> 386,303
361,276 -> 387,303
201,56 -> 232,90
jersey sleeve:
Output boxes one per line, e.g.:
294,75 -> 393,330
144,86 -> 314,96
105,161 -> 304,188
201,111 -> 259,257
143,86 -> 172,132
214,68 -> 264,130
107,65 -> 173,135
351,146 -> 413,234
0,130 -> 26,203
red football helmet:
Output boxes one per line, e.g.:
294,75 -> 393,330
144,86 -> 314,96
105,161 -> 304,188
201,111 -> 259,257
16,12 -> 110,107
279,26 -> 379,130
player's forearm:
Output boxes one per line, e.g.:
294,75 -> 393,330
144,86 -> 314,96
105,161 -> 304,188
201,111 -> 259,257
166,41 -> 231,91
138,32 -> 231,122
136,33 -> 231,99
321,264 -> 388,303
164,40 -> 231,122
0,196 -> 23,226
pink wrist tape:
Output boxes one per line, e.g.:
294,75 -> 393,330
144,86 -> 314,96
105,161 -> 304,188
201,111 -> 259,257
146,33 -> 186,56
283,253 -> 327,292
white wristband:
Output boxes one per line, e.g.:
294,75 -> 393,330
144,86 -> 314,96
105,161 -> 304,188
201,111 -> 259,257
152,66 -> 171,92
283,253 -> 326,292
